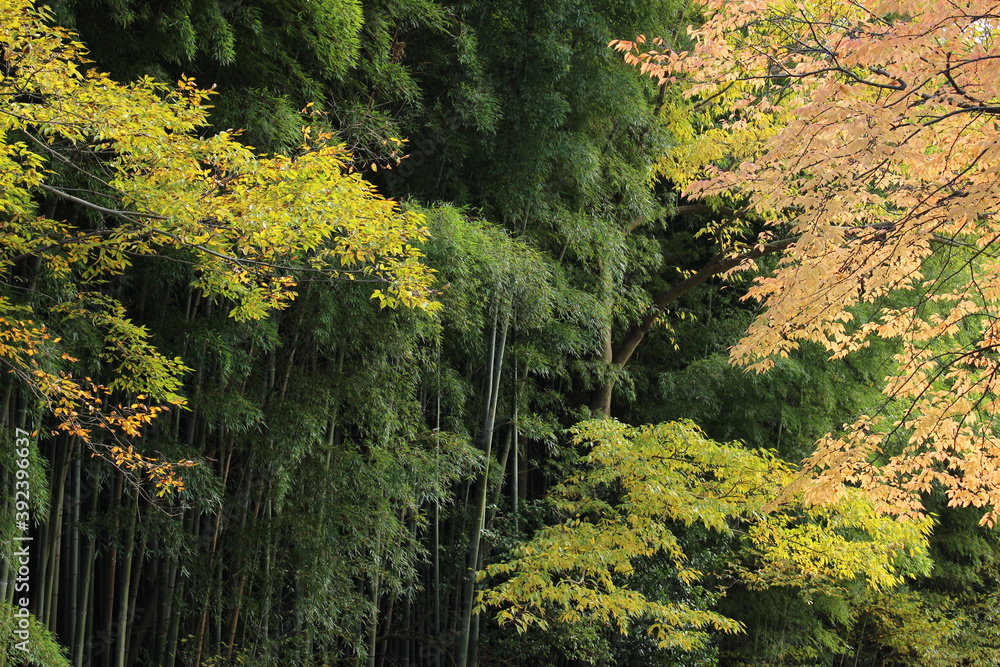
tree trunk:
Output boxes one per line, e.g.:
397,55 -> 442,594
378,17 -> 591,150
101,475 -> 123,667
591,236 -> 798,414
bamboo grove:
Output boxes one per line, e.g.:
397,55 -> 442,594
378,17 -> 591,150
2,0 -> 1000,666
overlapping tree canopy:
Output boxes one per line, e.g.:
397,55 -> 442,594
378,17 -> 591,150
615,0 -> 1000,524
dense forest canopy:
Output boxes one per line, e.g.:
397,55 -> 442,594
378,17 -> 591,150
1,0 -> 999,666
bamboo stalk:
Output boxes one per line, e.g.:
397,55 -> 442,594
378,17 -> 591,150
46,436 -> 73,630
66,446 -> 81,651
114,492 -> 138,667
34,436 -> 53,624
124,540 -> 144,661
164,574 -> 182,667
153,557 -> 177,666
367,529 -> 383,667
74,483 -> 97,667
434,345 -> 443,667
126,576 -> 158,666
165,510 -> 195,666
100,474 -> 123,667
458,316 -> 508,667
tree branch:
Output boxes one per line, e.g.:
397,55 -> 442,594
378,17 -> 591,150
922,105 -> 1000,126
38,183 -> 167,220
611,236 -> 798,367
35,183 -> 389,280
612,223 -> 977,370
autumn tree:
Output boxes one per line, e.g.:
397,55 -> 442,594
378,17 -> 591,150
610,0 -> 1000,523
478,419 -> 932,653
0,0 -> 435,488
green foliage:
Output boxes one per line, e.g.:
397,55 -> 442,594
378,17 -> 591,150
653,351 -> 878,459
52,0 -> 363,150
0,430 -> 50,562
479,419 -> 931,654
0,602 -> 70,666
2,0 -> 989,664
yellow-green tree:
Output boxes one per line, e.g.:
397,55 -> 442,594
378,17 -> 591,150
0,0 -> 436,490
478,420 -> 931,651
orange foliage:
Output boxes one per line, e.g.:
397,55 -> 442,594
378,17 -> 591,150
618,1 -> 1000,524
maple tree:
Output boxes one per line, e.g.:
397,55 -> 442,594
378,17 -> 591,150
478,419 -> 931,650
611,0 -> 1000,524
0,0 -> 436,491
